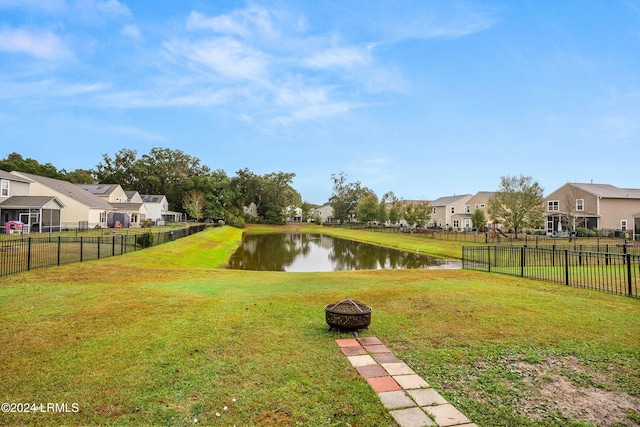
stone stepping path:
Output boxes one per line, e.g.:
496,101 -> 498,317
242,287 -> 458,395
336,337 -> 477,427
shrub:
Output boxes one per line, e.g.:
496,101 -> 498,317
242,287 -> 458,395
136,231 -> 155,248
140,219 -> 155,228
576,227 -> 598,237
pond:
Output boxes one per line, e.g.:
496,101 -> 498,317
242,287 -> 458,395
227,233 -> 461,272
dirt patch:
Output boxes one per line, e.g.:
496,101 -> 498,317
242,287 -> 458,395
514,356 -> 640,426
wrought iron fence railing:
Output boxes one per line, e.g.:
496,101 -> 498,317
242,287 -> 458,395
0,224 -> 208,277
462,246 -> 639,297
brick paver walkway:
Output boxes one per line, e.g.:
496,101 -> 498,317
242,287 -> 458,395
336,337 -> 477,427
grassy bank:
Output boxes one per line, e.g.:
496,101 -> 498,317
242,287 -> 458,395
1,226 -> 639,426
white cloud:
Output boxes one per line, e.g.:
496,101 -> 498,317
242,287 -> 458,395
305,45 -> 373,70
186,11 -> 250,38
96,0 -> 131,17
0,0 -> 65,13
0,27 -> 73,60
0,78 -> 107,100
164,37 -> 269,83
122,24 -> 141,41
386,2 -> 499,41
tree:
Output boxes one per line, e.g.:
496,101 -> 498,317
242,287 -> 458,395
402,201 -> 431,229
183,190 -> 206,221
488,175 -> 544,239
470,209 -> 487,231
356,193 -> 379,223
382,192 -> 401,225
94,149 -> 139,189
560,184 -> 588,235
329,172 -> 371,223
0,152 -> 64,179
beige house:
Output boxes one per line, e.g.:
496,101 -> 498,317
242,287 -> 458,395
11,171 -> 112,229
428,194 -> 472,230
311,204 -> 334,223
544,183 -> 640,237
78,184 -> 146,228
450,191 -> 495,231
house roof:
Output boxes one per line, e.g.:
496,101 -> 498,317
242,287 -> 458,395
0,169 -> 32,183
111,202 -> 144,211
0,195 -> 65,209
11,171 -> 113,209
142,195 -> 166,203
570,183 -> 640,199
77,184 -> 121,196
430,194 -> 471,207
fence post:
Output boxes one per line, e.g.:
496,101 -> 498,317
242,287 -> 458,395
488,246 -> 492,272
564,249 -> 569,286
520,246 -> 525,277
627,253 -> 633,296
57,236 -> 61,266
97,236 -> 101,259
80,237 -> 83,262
27,237 -> 32,271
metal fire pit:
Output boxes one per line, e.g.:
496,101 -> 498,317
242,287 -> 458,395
325,299 -> 372,337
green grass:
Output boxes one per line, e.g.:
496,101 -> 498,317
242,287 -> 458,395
1,226 -> 639,426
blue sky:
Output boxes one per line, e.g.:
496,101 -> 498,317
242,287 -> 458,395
1,1 -> 639,204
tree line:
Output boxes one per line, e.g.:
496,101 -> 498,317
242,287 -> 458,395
0,149 -> 300,227
1,150 -> 546,233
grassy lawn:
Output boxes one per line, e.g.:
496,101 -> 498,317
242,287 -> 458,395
1,226 -> 639,426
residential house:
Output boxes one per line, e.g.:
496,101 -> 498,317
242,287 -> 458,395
243,202 -> 258,218
9,171 -> 110,230
544,183 -> 640,237
0,170 -> 65,233
79,184 -> 146,228
285,205 -> 303,222
311,204 -> 334,223
142,195 -> 184,225
451,191 -> 495,231
428,194 -> 472,230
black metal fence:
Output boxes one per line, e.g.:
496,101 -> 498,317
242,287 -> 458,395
462,246 -> 639,297
323,223 -> 639,248
0,224 -> 208,277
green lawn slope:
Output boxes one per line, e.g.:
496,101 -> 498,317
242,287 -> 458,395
1,226 -> 638,426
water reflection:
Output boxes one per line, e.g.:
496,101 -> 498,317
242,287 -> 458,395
228,233 -> 460,272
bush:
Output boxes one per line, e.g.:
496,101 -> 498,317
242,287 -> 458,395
225,214 -> 245,228
136,231 -> 155,248
576,227 -> 598,237
140,219 -> 155,228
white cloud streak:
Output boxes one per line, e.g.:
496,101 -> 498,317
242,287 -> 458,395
0,27 -> 73,60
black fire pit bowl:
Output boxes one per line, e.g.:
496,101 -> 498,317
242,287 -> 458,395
325,298 -> 372,337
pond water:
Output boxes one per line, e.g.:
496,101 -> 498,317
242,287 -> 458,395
228,233 -> 460,272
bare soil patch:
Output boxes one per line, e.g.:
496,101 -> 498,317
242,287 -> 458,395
514,356 -> 640,426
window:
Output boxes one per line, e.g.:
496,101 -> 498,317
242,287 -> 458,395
100,212 -> 106,223
450,206 -> 455,214
576,199 -> 584,211
432,207 -> 436,214
548,201 -> 559,211
621,220 -> 627,231
1,179 -> 8,197
453,219 -> 460,228
464,205 -> 470,214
